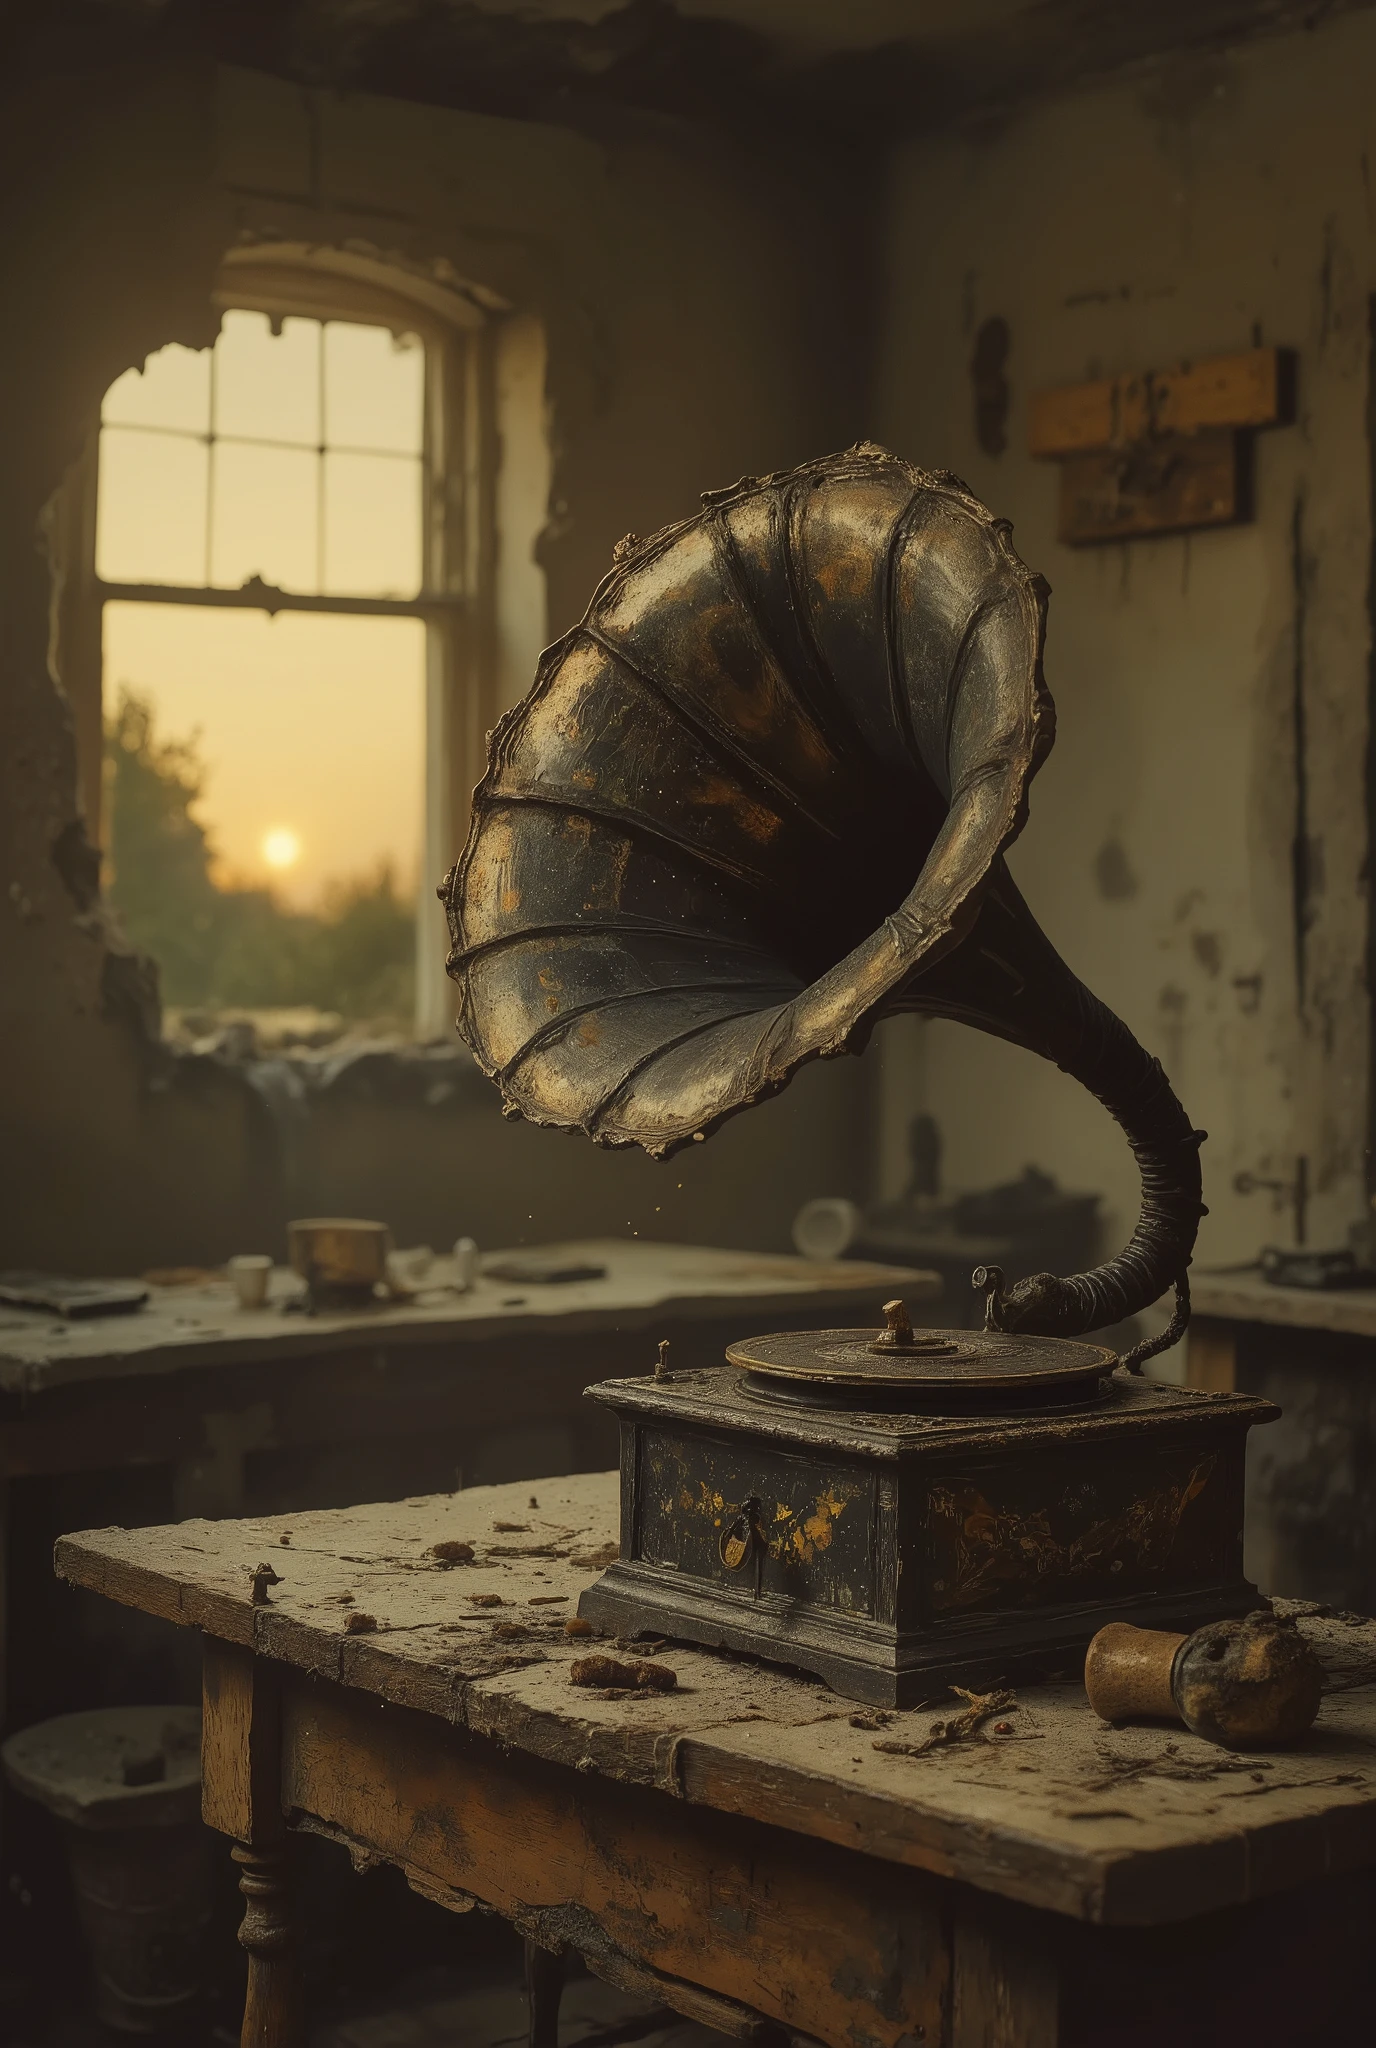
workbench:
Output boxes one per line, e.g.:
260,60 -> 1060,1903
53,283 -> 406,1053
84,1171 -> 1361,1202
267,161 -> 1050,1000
0,1241 -> 934,1730
58,1472 -> 1376,2048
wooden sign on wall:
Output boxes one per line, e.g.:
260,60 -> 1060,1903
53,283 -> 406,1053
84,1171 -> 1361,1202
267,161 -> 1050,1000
1030,347 -> 1294,545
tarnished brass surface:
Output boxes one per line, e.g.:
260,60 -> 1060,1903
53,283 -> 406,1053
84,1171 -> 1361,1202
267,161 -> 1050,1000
725,1325 -> 1114,1395
286,1218 -> 390,1289
445,443 -> 1204,1358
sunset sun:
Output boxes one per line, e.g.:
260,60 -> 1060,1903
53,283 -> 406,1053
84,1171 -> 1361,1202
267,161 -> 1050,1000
262,827 -> 302,872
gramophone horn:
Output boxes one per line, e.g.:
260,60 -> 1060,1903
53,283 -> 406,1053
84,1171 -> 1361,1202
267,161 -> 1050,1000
443,444 -> 1204,1367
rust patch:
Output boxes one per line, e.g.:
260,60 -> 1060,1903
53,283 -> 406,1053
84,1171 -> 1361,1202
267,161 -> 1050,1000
690,776 -> 783,843
580,834 -> 630,912
929,1457 -> 1216,1615
811,546 -> 871,605
680,1481 -> 725,1527
677,1477 -> 847,1564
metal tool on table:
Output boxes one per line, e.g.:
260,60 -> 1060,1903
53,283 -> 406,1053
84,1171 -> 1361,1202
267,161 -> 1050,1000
442,443 -> 1279,1704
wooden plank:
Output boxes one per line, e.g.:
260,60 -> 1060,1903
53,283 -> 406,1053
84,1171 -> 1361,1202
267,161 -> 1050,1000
202,1637 -> 284,1845
1058,432 -> 1240,546
1154,350 -> 1287,436
1185,1319 -> 1237,1393
54,1474 -> 1376,1928
1029,375 -> 1149,458
277,1672 -> 950,2048
952,1899 -> 1060,2048
1030,350 -> 1285,458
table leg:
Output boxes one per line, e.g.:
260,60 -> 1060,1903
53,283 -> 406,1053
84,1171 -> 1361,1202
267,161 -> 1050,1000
234,1842 -> 302,2048
203,1640 -> 303,2048
524,1937 -> 567,2048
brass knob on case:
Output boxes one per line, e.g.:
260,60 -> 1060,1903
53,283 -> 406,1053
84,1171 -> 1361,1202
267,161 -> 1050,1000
719,1496 -> 763,1573
1084,1612 -> 1324,1750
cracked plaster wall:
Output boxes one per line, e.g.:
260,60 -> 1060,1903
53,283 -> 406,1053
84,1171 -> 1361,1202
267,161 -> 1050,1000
0,59 -> 874,1272
876,10 -> 1376,1279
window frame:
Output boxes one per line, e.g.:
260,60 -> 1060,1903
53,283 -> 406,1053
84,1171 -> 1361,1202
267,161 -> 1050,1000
54,244 -> 502,1039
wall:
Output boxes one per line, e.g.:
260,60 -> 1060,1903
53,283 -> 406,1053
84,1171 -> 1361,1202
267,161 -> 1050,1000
0,59 -> 876,1272
876,13 -> 1376,1290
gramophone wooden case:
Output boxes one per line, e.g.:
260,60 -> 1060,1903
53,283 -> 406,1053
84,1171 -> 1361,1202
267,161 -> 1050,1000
578,1322 -> 1276,1705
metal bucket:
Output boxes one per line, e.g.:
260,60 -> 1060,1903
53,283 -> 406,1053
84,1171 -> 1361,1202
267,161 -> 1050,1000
3,1705 -> 213,2031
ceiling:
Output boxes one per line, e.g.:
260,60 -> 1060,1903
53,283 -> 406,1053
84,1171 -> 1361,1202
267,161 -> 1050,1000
5,0 -> 1369,137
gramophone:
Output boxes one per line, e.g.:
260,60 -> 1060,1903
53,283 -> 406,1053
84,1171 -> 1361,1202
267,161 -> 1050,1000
442,444 -> 1274,1704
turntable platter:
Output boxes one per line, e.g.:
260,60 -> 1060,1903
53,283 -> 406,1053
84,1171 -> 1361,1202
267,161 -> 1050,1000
726,1303 -> 1116,1412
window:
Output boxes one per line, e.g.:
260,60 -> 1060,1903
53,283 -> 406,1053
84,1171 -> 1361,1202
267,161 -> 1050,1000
58,245 -> 524,1046
98,312 -> 426,600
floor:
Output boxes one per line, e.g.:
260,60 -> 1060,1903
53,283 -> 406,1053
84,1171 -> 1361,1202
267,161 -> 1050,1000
320,1967 -> 733,2048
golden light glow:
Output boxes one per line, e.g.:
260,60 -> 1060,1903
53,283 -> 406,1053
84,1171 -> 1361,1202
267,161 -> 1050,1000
262,827 -> 302,871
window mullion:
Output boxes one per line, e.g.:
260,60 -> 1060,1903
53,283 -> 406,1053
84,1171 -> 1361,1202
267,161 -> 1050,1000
205,335 -> 217,586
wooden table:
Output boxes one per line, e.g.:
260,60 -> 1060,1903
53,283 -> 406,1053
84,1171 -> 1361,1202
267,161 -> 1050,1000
0,1241 -> 934,1726
1187,1269 -> 1376,1613
57,1473 -> 1376,2048
1189,1269 -> 1376,1349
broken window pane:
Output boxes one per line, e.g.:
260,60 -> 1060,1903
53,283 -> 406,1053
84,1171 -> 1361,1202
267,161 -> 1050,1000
102,343 -> 211,434
97,308 -> 432,599
96,428 -> 210,586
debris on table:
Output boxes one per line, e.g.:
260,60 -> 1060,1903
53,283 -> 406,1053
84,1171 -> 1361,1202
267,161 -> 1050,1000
0,1272 -> 150,1319
430,1540 -> 475,1566
483,1256 -> 608,1285
565,1617 -> 594,1637
570,1654 -> 677,1693
250,1562 -> 282,1606
344,1612 -> 378,1635
469,1593 -> 504,1608
873,1687 -> 1016,1757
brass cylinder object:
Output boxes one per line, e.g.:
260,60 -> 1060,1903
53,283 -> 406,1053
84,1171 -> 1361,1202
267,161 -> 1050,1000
1084,1623 -> 1186,1723
1085,1611 -> 1323,1751
287,1218 -> 391,1306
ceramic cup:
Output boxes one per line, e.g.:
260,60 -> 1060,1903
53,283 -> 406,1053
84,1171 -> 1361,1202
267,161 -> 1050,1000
227,1254 -> 272,1310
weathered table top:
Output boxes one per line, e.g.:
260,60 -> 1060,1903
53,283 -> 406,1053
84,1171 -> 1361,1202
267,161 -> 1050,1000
1191,1268 -> 1376,1339
0,1241 -> 937,1397
57,1470 -> 1376,1930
